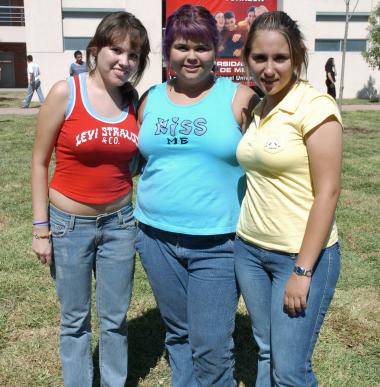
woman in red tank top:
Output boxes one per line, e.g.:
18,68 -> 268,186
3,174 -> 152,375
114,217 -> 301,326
31,12 -> 150,387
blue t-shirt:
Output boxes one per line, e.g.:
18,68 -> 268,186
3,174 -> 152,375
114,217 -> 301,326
134,77 -> 245,235
69,62 -> 87,76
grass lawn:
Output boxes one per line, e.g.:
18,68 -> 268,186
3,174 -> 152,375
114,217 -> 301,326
0,89 -> 377,108
0,109 -> 379,386
0,90 -> 41,108
340,97 -> 379,105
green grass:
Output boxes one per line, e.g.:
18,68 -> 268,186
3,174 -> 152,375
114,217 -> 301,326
341,98 -> 379,105
0,90 -> 41,108
0,110 -> 379,386
0,89 -> 377,108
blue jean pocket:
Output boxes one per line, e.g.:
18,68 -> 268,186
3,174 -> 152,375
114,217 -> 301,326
119,216 -> 136,230
50,219 -> 69,237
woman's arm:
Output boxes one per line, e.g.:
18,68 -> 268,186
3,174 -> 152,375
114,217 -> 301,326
232,84 -> 260,131
31,80 -> 68,265
284,116 -> 343,315
327,71 -> 335,84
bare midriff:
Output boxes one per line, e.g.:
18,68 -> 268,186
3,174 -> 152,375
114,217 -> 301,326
49,188 -> 132,216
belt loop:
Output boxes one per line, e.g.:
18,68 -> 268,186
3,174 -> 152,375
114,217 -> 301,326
117,210 -> 123,225
68,215 -> 75,231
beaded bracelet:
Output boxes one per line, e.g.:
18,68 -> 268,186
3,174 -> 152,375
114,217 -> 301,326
32,231 -> 52,240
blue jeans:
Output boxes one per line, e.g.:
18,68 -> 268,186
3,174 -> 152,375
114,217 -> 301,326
22,80 -> 44,107
234,237 -> 340,387
135,224 -> 238,387
50,204 -> 136,387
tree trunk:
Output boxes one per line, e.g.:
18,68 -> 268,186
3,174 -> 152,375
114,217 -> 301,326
338,1 -> 350,111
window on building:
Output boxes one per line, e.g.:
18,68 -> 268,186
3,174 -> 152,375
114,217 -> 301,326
0,0 -> 24,26
315,39 -> 341,51
62,8 -> 124,19
64,37 -> 91,51
346,39 -> 367,51
316,12 -> 370,22
315,39 -> 367,52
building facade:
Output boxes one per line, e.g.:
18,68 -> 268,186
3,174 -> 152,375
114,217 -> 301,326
0,0 -> 378,98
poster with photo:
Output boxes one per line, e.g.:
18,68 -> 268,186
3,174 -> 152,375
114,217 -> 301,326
166,0 -> 278,84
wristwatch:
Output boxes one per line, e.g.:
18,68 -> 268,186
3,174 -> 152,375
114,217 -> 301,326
293,265 -> 313,277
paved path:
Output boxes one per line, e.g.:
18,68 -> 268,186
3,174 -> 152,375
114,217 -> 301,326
0,107 -> 40,115
0,104 -> 379,116
341,104 -> 380,111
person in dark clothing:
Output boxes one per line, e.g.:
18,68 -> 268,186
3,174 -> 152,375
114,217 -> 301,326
325,57 -> 336,99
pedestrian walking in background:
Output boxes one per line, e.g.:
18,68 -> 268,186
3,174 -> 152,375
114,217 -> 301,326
22,55 -> 44,108
325,57 -> 337,99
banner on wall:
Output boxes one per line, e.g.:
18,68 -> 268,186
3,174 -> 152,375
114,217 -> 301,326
166,0 -> 278,84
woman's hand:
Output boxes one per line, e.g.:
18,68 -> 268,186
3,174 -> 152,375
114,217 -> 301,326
32,237 -> 53,265
284,273 -> 311,316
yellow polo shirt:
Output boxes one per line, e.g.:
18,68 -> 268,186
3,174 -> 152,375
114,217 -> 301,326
236,81 -> 342,253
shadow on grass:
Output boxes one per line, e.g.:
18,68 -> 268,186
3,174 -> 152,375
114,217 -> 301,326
91,310 -> 258,386
92,308 -> 166,387
0,97 -> 18,101
235,312 -> 258,386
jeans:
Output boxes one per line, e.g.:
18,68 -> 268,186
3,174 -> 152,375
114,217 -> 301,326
135,224 -> 238,387
234,237 -> 340,387
22,79 -> 45,107
50,204 -> 136,387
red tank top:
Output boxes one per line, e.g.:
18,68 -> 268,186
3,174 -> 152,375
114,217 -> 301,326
50,74 -> 138,204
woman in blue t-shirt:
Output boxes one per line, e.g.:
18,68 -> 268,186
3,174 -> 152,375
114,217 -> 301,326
135,5 -> 257,387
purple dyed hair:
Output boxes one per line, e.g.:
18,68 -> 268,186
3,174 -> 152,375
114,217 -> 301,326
163,4 -> 219,63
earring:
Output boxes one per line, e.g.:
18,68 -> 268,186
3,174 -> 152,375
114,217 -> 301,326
88,54 -> 96,71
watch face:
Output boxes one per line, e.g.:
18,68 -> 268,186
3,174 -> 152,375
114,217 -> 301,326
295,267 -> 303,275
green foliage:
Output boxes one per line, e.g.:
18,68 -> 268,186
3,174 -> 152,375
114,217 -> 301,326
356,76 -> 378,100
363,3 -> 380,70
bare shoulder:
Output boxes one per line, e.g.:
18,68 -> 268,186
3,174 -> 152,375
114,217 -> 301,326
232,84 -> 260,128
137,89 -> 150,127
37,80 -> 69,131
236,84 -> 260,104
236,83 -> 255,98
46,80 -> 69,103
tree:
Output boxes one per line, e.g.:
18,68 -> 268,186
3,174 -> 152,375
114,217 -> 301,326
338,0 -> 358,110
363,3 -> 380,70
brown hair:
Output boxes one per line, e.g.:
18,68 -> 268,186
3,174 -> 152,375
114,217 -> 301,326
242,11 -> 308,80
86,11 -> 150,87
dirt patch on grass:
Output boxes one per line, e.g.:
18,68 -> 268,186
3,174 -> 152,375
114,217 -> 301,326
0,214 -> 10,231
325,288 -> 379,352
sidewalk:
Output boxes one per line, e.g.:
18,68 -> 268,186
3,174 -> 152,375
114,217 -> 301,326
341,104 -> 380,111
0,104 -> 379,116
0,107 -> 40,115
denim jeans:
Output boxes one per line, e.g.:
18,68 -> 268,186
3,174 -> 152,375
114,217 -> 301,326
50,204 -> 136,387
22,80 -> 44,107
135,224 -> 238,387
234,237 -> 340,387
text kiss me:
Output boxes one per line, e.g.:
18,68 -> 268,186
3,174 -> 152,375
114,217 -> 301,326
155,116 -> 208,145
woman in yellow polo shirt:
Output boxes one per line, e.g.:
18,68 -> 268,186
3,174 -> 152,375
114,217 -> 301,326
235,11 -> 343,386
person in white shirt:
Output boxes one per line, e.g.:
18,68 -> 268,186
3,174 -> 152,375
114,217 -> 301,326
22,55 -> 45,108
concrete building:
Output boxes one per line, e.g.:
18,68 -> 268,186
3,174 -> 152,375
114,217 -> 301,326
0,0 -> 378,98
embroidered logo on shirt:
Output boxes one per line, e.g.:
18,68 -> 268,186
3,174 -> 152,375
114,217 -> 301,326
264,137 -> 283,153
